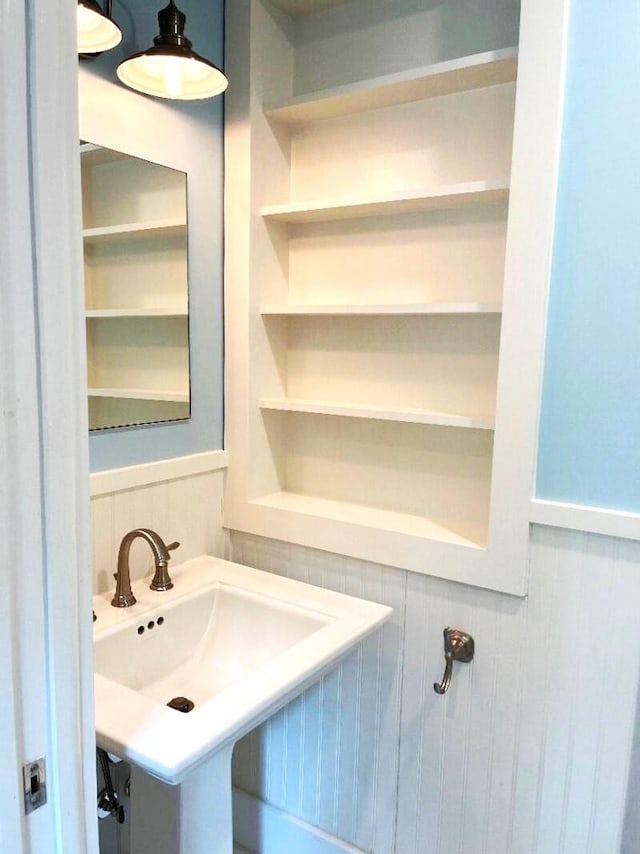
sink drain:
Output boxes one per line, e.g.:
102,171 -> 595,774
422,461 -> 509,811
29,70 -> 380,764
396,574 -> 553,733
167,696 -> 195,713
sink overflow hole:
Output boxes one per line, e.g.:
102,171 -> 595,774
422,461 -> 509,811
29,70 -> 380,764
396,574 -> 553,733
167,696 -> 195,713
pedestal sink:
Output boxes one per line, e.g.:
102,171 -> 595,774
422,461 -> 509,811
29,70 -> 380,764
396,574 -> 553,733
93,555 -> 392,854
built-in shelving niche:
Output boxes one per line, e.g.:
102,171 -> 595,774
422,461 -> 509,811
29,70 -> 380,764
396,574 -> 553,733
224,0 -> 557,593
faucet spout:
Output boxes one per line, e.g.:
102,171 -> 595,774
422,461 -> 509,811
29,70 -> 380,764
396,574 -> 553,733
111,529 -> 178,607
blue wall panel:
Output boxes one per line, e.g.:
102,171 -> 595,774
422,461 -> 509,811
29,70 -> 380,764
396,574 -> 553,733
537,1 -> 640,510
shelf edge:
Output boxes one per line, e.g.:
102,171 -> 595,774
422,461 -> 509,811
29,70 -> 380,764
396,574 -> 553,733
261,180 -> 510,223
260,301 -> 503,316
88,387 -> 190,403
260,397 -> 495,430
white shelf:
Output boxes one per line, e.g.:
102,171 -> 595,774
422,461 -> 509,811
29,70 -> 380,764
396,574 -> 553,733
266,0 -> 350,16
251,491 -> 486,549
266,48 -> 518,124
88,387 -> 189,403
85,308 -> 188,318
80,143 -> 129,167
222,0 -> 555,593
82,217 -> 186,243
260,396 -> 495,430
261,301 -> 502,316
261,180 -> 509,224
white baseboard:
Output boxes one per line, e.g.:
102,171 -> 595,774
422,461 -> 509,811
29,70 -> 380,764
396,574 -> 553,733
232,788 -> 367,854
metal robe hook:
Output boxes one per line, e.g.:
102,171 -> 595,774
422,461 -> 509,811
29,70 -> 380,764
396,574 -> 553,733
433,627 -> 475,695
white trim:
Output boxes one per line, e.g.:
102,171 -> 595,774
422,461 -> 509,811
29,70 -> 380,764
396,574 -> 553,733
90,450 -> 229,496
232,789 -> 366,854
0,0 -> 50,847
481,0 -> 571,593
530,500 -> 640,541
1,0 -> 97,850
28,0 -> 98,850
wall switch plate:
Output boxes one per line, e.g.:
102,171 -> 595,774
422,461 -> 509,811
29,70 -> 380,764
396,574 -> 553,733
23,758 -> 47,814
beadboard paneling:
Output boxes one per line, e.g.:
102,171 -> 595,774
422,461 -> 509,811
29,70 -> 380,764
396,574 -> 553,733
231,535 -> 406,854
230,526 -> 640,854
90,469 -> 225,593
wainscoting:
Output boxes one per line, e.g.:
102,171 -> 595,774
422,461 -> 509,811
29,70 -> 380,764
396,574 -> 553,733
89,460 -> 640,853
231,526 -> 640,854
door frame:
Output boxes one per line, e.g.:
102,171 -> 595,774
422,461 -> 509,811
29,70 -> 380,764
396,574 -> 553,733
0,0 -> 96,850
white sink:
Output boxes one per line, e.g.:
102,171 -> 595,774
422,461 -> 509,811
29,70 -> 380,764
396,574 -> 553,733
93,555 -> 392,792
95,584 -> 330,712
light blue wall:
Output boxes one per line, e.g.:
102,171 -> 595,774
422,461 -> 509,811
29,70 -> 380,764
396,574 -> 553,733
536,1 -> 640,511
86,0 -> 225,472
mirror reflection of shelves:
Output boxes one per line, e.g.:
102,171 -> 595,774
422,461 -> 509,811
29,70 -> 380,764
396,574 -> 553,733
82,218 -> 186,243
80,143 -> 190,430
226,0 -> 527,584
86,308 -> 188,318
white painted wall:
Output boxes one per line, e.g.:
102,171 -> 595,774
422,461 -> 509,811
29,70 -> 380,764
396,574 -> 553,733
231,527 -> 640,853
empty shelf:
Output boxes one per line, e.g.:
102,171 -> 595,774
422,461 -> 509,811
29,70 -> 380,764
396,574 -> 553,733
267,0 -> 351,15
266,48 -> 518,124
260,397 -> 495,430
83,218 -> 186,243
86,308 -> 188,318
261,301 -> 502,316
252,491 -> 486,549
80,143 -> 130,167
261,180 -> 509,224
88,387 -> 189,403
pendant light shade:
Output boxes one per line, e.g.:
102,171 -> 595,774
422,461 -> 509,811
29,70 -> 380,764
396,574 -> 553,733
77,0 -> 122,54
116,1 -> 228,101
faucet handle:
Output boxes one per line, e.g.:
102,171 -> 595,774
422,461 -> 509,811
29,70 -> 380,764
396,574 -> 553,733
150,540 -> 179,592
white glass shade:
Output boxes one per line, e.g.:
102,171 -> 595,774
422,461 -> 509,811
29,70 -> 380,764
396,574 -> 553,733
77,1 -> 122,53
116,53 -> 228,100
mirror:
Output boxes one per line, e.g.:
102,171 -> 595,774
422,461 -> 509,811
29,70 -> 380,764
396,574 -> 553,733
80,143 -> 190,431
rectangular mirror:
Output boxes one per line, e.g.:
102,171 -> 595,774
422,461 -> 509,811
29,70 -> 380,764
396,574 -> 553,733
80,142 -> 190,431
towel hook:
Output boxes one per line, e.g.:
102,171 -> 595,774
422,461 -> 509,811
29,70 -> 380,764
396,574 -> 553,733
433,627 -> 474,695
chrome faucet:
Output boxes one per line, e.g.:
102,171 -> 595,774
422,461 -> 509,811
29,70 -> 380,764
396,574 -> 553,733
111,529 -> 180,608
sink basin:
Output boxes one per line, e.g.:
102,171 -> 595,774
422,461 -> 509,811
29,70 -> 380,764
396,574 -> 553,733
93,555 -> 392,785
95,585 -> 330,710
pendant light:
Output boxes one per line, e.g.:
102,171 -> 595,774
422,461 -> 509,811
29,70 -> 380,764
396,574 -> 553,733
77,0 -> 122,54
116,0 -> 228,101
